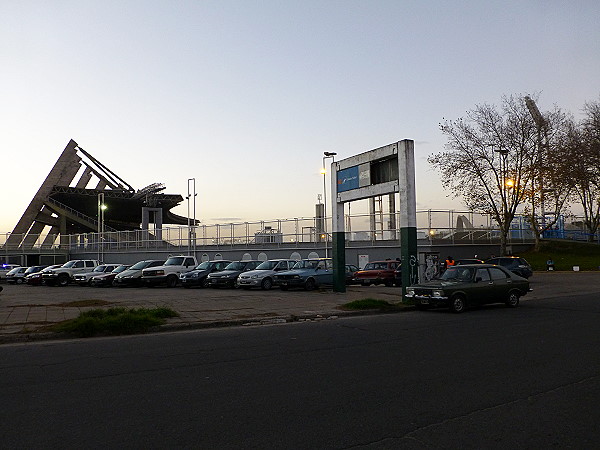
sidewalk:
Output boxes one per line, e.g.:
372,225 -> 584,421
1,272 -> 599,344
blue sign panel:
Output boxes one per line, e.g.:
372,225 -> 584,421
337,166 -> 360,193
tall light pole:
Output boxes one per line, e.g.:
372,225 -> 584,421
186,178 -> 197,256
97,193 -> 107,262
322,152 -> 337,258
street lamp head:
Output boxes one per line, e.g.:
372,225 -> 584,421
324,152 -> 337,157
100,204 -> 108,211
320,167 -> 327,175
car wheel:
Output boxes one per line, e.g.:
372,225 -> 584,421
57,274 -> 70,287
384,279 -> 394,287
201,277 -> 209,288
261,278 -> 273,290
450,295 -> 466,313
304,278 -> 316,291
506,291 -> 520,308
166,275 -> 178,288
16,278 -> 23,284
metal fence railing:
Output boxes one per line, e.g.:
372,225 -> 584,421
1,210 -> 598,254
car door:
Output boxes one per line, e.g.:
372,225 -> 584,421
488,267 -> 511,301
471,268 -> 497,305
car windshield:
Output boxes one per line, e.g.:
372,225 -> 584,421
441,267 -> 475,282
292,260 -> 319,270
113,265 -> 130,273
165,257 -> 185,266
130,261 -> 152,270
93,266 -> 107,272
224,262 -> 245,271
62,261 -> 77,268
256,261 -> 278,270
194,261 -> 212,270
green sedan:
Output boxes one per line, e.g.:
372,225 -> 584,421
405,264 -> 531,313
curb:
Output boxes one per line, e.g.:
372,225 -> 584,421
0,307 -> 416,345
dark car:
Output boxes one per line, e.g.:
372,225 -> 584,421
273,259 -> 334,291
180,260 -> 232,288
207,260 -> 262,288
345,264 -> 360,285
486,256 -> 533,278
25,264 -> 62,285
405,264 -> 530,313
90,264 -> 131,287
113,260 -> 165,287
354,260 -> 400,287
454,259 -> 485,265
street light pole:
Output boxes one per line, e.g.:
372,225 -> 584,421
97,192 -> 106,262
322,152 -> 337,258
187,178 -> 197,256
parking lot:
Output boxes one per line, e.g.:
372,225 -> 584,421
1,271 -> 600,341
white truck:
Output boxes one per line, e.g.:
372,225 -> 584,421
141,255 -> 198,288
42,260 -> 102,286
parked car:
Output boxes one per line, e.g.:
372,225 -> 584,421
113,260 -> 165,287
454,259 -> 485,265
7,265 -> 48,284
353,260 -> 401,287
43,259 -> 102,286
73,264 -> 122,286
180,260 -> 232,288
237,259 -> 298,290
141,255 -> 198,287
5,267 -> 29,284
207,260 -> 262,288
25,264 -> 62,285
89,265 -> 131,287
486,256 -> 533,278
0,264 -> 21,281
405,264 -> 530,313
273,258 -> 333,291
345,264 -> 360,285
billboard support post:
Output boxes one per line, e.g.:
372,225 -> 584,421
331,139 -> 417,298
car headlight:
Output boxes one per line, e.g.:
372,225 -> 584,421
292,275 -> 300,279
432,290 -> 444,297
251,275 -> 260,279
406,288 -> 415,296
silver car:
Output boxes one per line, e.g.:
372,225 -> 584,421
237,259 -> 298,290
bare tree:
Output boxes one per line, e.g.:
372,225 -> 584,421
431,95 -> 539,255
567,98 -> 600,240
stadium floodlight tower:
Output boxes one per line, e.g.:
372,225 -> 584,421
329,140 -> 417,296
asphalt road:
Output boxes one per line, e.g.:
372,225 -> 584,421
1,291 -> 600,449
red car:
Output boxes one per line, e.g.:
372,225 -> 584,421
90,264 -> 131,287
353,260 -> 401,287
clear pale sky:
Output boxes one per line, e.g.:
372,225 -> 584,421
1,1 -> 599,232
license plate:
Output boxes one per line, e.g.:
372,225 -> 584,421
421,299 -> 430,305
280,282 -> 288,286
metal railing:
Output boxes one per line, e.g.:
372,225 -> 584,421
1,209 -> 597,254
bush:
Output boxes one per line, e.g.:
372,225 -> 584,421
52,307 -> 178,337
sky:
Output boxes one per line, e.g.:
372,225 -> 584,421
1,0 -> 599,232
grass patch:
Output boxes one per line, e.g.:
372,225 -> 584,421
51,307 -> 178,337
341,298 -> 403,311
521,239 -> 600,271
